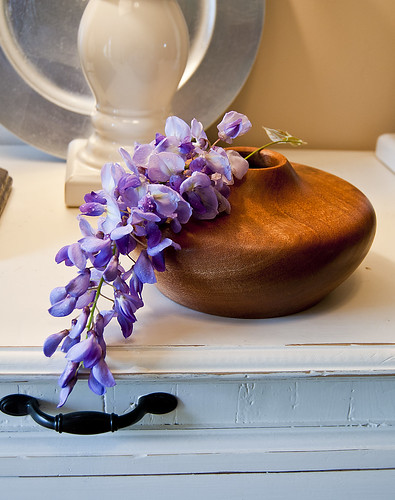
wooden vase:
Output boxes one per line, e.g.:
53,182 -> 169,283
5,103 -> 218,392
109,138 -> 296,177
156,148 -> 376,318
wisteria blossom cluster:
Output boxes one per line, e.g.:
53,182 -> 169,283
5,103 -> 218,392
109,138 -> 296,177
44,111 -> 254,406
44,111 -> 305,407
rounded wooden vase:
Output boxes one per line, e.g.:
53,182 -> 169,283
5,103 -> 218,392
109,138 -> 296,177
157,148 -> 376,318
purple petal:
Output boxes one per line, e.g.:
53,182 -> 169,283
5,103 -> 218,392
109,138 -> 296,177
205,147 -> 232,181
180,172 -> 219,220
148,184 -> 179,217
189,156 -> 207,173
216,189 -> 231,214
180,171 -> 211,193
130,208 -> 161,224
179,141 -> 194,156
147,152 -> 185,182
134,250 -> 156,284
101,162 -> 124,195
147,238 -> 180,256
58,361 -> 79,389
133,142 -> 154,167
184,191 -> 206,214
217,111 -> 252,144
57,380 -> 77,408
100,195 -> 122,234
79,202 -> 106,216
114,291 -> 140,319
92,358 -> 116,388
116,312 -> 134,339
165,116 -> 191,141
113,276 -> 130,294
133,224 -> 147,237
146,222 -> 162,248
110,224 -> 133,241
227,149 -> 249,180
129,271 -> 143,296
92,245 -> 113,269
61,335 -> 81,353
115,234 -> 137,255
117,172 -> 141,207
79,236 -> 111,253
152,252 -> 166,272
84,190 -> 107,205
78,216 -> 95,237
67,242 -> 87,270
101,309 -> 116,327
170,218 -> 182,233
65,269 -> 91,298
169,174 -> 184,192
119,147 -> 139,176
103,255 -> 119,282
48,295 -> 77,317
49,286 -> 67,306
66,335 -> 102,368
69,307 -> 90,339
191,118 -> 208,149
174,198 -> 192,224
88,372 -> 106,395
55,245 -> 73,266
43,329 -> 69,357
75,289 -> 96,309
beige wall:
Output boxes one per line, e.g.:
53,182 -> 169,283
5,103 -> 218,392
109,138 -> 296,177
207,0 -> 395,150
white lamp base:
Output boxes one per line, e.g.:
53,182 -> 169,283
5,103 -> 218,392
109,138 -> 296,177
65,0 -> 189,207
65,139 -> 102,207
375,133 -> 395,174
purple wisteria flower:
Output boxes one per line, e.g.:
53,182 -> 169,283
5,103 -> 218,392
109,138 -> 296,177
44,111 -> 253,407
217,111 -> 252,144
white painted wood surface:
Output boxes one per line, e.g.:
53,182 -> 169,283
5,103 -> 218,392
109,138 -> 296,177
3,426 -> 395,476
2,427 -> 395,499
2,470 -> 395,500
0,145 -> 395,496
0,146 -> 394,374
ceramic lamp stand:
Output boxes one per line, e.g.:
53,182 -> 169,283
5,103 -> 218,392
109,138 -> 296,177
65,0 -> 189,207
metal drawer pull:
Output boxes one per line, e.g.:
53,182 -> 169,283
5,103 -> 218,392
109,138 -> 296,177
0,392 -> 177,435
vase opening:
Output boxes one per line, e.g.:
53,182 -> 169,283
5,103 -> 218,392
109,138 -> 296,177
235,147 -> 288,170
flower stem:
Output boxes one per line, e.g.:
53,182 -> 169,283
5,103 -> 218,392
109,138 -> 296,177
244,141 -> 280,160
86,276 -> 105,330
130,232 -> 148,248
99,292 -> 115,302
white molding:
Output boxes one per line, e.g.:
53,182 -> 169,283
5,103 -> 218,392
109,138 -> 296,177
2,344 -> 395,379
2,427 -> 395,477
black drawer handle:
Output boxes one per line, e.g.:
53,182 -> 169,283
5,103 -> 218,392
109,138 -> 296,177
0,392 -> 177,435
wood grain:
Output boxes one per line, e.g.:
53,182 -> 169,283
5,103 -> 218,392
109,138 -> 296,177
156,148 -> 376,318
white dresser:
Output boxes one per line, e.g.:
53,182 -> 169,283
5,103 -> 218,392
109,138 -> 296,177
1,145 -> 395,499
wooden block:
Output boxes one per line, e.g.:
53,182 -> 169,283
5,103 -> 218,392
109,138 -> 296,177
0,168 -> 12,217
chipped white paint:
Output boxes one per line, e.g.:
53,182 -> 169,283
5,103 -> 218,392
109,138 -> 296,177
1,145 -> 395,494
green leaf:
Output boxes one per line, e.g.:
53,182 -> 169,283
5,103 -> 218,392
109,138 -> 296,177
263,127 -> 306,147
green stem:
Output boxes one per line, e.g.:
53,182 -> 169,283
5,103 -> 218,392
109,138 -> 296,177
86,276 -> 105,330
99,292 -> 115,303
244,141 -> 281,160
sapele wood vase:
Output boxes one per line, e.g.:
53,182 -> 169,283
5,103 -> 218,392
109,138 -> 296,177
156,148 -> 376,318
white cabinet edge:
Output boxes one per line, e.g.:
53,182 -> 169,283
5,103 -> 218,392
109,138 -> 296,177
2,344 -> 395,378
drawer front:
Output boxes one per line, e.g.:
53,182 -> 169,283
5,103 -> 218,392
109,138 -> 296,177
2,375 -> 395,432
2,469 -> 395,500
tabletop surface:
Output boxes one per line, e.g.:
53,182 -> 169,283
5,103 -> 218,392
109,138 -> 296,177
0,145 -> 394,379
